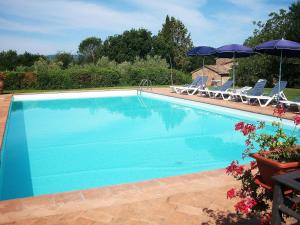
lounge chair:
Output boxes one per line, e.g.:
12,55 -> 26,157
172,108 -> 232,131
246,81 -> 288,107
231,79 -> 267,103
280,97 -> 300,112
202,79 -> 233,98
180,76 -> 208,95
170,76 -> 201,93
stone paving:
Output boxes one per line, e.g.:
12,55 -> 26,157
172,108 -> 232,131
0,94 -> 12,150
1,170 -> 258,225
147,88 -> 298,120
1,89 -> 298,225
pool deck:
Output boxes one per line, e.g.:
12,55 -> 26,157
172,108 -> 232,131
0,94 -> 12,151
147,87 -> 298,120
1,169 -> 255,225
0,89 -> 298,224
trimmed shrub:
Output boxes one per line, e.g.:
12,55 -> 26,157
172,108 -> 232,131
2,56 -> 191,90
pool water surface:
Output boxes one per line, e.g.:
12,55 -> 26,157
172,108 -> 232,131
0,91 -> 298,200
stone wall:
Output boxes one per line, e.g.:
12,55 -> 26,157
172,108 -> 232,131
191,67 -> 229,86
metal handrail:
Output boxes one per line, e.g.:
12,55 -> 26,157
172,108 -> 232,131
137,79 -> 152,95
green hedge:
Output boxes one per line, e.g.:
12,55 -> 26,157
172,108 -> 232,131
3,56 -> 191,90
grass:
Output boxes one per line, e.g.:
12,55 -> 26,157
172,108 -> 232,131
264,88 -> 300,100
4,86 -> 300,100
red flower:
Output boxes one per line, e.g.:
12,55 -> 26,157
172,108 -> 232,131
273,104 -> 286,117
235,165 -> 244,175
294,115 -> 300,126
226,161 -> 244,176
226,161 -> 238,174
234,197 -> 257,214
241,124 -> 256,136
250,161 -> 257,170
227,188 -> 237,199
260,213 -> 272,225
235,122 -> 244,131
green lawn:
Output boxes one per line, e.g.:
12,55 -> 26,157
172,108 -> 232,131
264,88 -> 300,100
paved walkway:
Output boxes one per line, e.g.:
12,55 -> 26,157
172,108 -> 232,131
0,94 -> 12,149
146,88 -> 298,120
1,170 -> 259,225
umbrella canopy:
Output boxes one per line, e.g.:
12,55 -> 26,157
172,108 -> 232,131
187,46 -> 216,85
255,39 -> 300,95
187,46 -> 216,56
216,44 -> 255,89
255,39 -> 300,57
216,44 -> 255,58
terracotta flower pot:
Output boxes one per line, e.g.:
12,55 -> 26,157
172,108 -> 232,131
0,79 -> 3,94
250,146 -> 300,187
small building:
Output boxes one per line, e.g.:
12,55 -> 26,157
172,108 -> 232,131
191,58 -> 233,86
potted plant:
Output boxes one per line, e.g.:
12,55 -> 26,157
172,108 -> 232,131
226,105 -> 300,224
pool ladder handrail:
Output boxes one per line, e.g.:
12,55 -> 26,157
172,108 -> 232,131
137,79 -> 152,95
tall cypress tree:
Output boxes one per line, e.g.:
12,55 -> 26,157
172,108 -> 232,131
153,15 -> 193,70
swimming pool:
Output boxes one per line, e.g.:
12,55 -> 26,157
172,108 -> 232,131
0,91 -> 298,200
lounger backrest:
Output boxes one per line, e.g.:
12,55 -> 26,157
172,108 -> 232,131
219,79 -> 233,91
190,76 -> 202,87
269,81 -> 287,96
247,79 -> 267,96
197,76 -> 208,87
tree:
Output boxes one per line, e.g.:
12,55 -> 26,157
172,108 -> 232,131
0,50 -> 18,71
153,15 -> 193,71
102,29 -> 153,63
236,1 -> 300,88
54,52 -> 74,68
18,52 -> 44,67
78,37 -> 102,63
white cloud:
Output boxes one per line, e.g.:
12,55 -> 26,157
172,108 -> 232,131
0,35 -> 76,55
0,0 -> 293,53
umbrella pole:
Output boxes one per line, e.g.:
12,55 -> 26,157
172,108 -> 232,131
233,54 -> 235,90
202,57 -> 205,88
278,50 -> 282,98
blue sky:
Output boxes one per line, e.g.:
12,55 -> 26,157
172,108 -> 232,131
0,0 -> 294,55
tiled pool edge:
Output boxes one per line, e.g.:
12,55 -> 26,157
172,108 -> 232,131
0,95 -> 12,151
0,168 -> 236,224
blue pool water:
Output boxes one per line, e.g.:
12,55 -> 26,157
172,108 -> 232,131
0,93 -> 299,200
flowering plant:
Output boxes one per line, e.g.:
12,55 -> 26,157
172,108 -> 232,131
237,104 -> 300,162
226,105 -> 300,224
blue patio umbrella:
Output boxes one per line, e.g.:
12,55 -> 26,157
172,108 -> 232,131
216,44 -> 255,90
187,46 -> 216,85
255,39 -> 300,93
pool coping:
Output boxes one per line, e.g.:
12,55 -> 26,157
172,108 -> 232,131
0,168 -> 233,224
0,94 -> 12,151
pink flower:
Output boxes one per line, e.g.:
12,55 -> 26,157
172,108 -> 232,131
235,122 -> 244,131
273,104 -> 286,117
226,161 -> 244,176
234,197 -> 257,214
260,213 -> 272,225
242,124 -> 256,136
294,115 -> 300,126
227,188 -> 237,199
250,161 -> 257,170
235,165 -> 244,175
